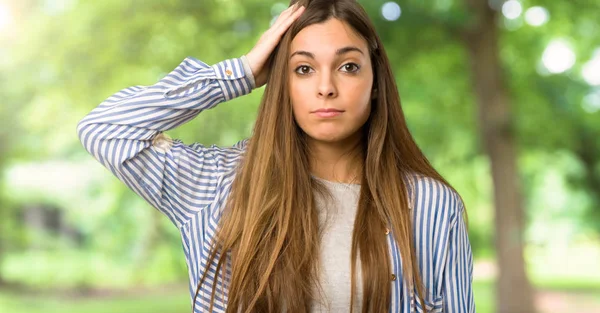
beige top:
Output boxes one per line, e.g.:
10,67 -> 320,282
311,177 -> 363,312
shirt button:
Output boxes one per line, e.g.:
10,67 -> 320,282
385,228 -> 390,235
225,69 -> 233,76
391,274 -> 396,281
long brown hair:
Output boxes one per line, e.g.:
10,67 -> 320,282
196,0 -> 459,312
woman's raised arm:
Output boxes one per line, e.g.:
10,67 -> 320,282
76,4 -> 305,228
77,56 -> 254,227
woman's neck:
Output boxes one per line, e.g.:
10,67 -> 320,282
307,134 -> 363,184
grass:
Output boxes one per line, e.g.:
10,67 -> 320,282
2,281 -> 495,313
1,279 -> 598,313
0,288 -> 190,313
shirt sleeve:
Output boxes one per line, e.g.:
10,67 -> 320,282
442,200 -> 476,312
76,56 -> 253,228
408,174 -> 475,313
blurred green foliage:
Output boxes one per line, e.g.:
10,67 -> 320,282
0,0 -> 598,302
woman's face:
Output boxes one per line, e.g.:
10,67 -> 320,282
289,18 -> 374,145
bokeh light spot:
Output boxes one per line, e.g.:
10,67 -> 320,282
525,6 -> 549,27
381,2 -> 401,21
502,0 -> 522,20
542,40 -> 576,74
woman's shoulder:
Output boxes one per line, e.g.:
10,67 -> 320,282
233,138 -> 249,150
402,171 -> 464,225
185,137 -> 249,158
170,137 -> 249,179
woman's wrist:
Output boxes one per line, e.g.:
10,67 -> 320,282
240,55 -> 257,89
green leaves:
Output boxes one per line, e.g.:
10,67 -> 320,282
0,0 -> 598,287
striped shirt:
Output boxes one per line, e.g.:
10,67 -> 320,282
77,56 -> 475,313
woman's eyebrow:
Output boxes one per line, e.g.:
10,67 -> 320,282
290,46 -> 365,59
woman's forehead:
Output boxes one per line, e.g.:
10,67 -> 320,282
290,19 -> 368,56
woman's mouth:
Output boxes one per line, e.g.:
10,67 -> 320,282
312,108 -> 344,118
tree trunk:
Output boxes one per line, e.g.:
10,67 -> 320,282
462,1 -> 536,312
575,127 -> 600,228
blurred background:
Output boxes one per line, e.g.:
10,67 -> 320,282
0,0 -> 599,312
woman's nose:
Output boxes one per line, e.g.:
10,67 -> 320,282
317,72 -> 338,98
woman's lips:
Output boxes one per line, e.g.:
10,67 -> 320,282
312,109 -> 344,118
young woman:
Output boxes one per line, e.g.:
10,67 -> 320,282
77,0 -> 474,312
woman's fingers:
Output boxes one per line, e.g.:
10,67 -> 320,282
268,5 -> 293,32
271,4 -> 302,34
258,4 -> 301,51
245,3 -> 305,87
274,5 -> 304,36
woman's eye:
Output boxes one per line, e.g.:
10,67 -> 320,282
295,65 -> 313,75
341,63 -> 360,73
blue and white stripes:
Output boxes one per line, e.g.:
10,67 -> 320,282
77,56 -> 474,312
407,174 -> 475,313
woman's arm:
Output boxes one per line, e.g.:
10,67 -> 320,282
442,200 -> 475,313
77,4 -> 305,228
77,56 -> 254,227
408,175 -> 475,312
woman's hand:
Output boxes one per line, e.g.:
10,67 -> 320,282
246,3 -> 305,88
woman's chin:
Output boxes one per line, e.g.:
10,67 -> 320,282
306,131 -> 353,144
